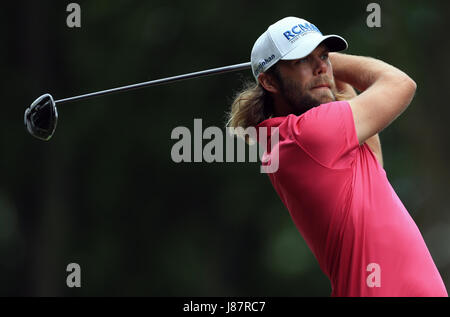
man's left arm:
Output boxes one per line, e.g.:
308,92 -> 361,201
365,133 -> 383,168
335,80 -> 384,167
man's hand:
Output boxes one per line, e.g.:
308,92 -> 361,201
334,79 -> 357,99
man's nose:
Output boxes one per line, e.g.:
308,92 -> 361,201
313,57 -> 328,76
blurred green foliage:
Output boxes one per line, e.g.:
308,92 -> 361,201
0,0 -> 449,296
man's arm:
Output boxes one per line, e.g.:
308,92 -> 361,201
365,133 -> 383,167
330,53 -> 416,148
334,79 -> 384,167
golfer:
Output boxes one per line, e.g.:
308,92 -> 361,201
227,16 -> 448,297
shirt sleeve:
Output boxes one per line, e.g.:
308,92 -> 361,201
288,101 -> 360,169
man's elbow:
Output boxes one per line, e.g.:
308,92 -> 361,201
386,70 -> 416,91
395,74 -> 417,110
405,76 -> 417,96
404,77 -> 417,111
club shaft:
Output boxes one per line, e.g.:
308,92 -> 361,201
54,62 -> 251,105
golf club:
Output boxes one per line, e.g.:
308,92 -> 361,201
24,62 -> 252,141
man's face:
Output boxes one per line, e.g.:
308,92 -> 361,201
274,44 -> 336,115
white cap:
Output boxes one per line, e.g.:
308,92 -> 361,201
251,17 -> 348,80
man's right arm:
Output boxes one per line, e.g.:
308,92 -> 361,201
330,53 -> 417,145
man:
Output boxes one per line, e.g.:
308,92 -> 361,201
227,16 -> 447,296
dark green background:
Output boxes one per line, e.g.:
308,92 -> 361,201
1,0 -> 449,296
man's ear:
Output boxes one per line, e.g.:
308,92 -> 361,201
258,72 -> 279,94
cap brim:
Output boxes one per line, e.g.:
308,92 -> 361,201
281,34 -> 348,60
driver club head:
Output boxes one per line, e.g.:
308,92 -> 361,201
24,93 -> 58,141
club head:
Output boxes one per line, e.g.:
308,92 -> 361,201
24,94 -> 58,141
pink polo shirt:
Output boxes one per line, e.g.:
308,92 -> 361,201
256,101 -> 447,297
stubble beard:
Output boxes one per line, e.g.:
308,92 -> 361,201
280,76 -> 337,116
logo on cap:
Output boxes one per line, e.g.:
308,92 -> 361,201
254,54 -> 276,77
283,22 -> 322,43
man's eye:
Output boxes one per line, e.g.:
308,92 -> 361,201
295,58 -> 307,64
321,54 -> 329,60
